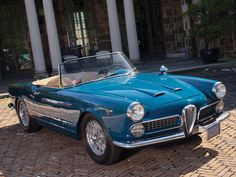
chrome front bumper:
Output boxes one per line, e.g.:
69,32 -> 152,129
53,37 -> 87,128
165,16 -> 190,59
113,112 -> 230,149
198,111 -> 230,132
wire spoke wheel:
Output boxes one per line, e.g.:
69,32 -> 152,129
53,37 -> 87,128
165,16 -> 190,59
19,102 -> 30,127
86,120 -> 106,156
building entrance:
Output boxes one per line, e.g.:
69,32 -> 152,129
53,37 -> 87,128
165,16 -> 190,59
64,0 -> 98,57
0,1 -> 33,78
134,0 -> 165,58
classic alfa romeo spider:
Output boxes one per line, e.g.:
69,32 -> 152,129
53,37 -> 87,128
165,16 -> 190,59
9,52 -> 229,164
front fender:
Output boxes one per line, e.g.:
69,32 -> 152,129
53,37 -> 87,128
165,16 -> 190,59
75,93 -> 133,142
82,108 -> 131,142
170,74 -> 218,102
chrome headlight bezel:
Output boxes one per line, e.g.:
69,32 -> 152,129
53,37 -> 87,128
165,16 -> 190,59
212,82 -> 226,99
130,124 -> 145,138
127,102 -> 145,122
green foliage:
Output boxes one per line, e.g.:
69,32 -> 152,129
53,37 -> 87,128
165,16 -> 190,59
186,0 -> 236,47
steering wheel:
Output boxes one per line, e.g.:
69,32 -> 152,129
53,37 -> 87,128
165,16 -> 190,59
98,69 -> 109,75
98,64 -> 123,75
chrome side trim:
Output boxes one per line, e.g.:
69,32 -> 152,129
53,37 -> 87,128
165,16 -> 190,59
113,132 -> 185,149
28,109 -> 76,126
24,97 -> 80,124
197,101 -> 220,121
199,112 -> 230,132
41,98 -> 61,105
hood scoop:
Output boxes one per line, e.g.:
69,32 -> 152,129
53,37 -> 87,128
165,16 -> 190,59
153,92 -> 165,97
160,84 -> 182,92
174,88 -> 182,92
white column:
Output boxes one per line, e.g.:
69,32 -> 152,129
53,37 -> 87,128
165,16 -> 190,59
106,0 -> 122,52
42,0 -> 62,71
124,0 -> 140,61
24,0 -> 46,74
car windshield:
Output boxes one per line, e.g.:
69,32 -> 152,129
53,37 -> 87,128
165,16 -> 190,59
59,52 -> 135,87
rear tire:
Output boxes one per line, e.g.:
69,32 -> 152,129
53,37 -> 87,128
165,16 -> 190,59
16,100 -> 41,133
81,114 -> 121,165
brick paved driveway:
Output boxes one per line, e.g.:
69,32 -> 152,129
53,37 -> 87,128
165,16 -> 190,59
0,66 -> 236,177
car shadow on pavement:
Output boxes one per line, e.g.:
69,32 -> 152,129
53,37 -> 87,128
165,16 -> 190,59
0,123 -> 219,177
118,135 -> 218,176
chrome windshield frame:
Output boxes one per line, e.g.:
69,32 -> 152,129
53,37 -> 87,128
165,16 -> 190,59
58,52 -> 135,88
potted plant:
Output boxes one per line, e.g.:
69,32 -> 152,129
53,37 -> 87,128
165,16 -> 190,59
186,0 -> 236,63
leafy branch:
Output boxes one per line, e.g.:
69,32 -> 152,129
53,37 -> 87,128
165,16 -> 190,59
186,0 -> 236,48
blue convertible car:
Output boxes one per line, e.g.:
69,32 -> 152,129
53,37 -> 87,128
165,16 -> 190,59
9,52 -> 229,164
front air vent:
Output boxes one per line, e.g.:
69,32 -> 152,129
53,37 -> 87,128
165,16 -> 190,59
143,116 -> 182,132
198,102 -> 218,126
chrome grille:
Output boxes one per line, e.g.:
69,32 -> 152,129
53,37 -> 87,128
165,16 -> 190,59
198,102 -> 218,125
143,116 -> 181,132
182,105 -> 197,134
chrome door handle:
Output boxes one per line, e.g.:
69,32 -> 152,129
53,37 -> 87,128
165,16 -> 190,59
33,91 -> 40,96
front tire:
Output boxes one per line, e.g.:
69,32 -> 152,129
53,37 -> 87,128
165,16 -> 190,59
81,114 -> 121,165
16,100 -> 41,133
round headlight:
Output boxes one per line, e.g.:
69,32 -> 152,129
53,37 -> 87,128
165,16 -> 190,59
212,82 -> 226,99
127,102 -> 145,122
130,124 -> 145,138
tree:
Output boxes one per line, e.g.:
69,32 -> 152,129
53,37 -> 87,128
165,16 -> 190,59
186,0 -> 236,49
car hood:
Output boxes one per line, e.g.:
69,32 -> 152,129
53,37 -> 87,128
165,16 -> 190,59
72,73 -> 202,106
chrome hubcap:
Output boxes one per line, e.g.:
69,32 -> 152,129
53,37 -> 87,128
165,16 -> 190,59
86,120 -> 106,156
19,102 -> 29,127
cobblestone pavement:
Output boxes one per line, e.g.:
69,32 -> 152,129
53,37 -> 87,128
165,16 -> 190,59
0,66 -> 236,177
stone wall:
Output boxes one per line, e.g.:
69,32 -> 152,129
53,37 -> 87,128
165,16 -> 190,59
220,32 -> 236,58
161,0 -> 185,55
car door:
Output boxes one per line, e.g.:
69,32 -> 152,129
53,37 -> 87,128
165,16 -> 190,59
57,90 -> 82,137
31,86 -> 62,124
31,86 -> 80,137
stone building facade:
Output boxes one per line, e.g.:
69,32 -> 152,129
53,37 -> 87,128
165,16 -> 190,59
0,0 -> 235,79
162,0 -> 185,57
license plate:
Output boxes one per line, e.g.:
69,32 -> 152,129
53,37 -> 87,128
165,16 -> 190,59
206,123 -> 220,140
